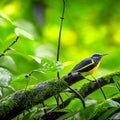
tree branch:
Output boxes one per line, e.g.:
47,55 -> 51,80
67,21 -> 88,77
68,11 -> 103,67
0,72 -> 120,120
42,72 -> 120,120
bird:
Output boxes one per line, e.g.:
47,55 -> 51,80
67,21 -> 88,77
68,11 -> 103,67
69,53 -> 108,76
68,53 -> 108,101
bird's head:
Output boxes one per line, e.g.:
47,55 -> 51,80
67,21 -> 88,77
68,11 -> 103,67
91,53 -> 108,61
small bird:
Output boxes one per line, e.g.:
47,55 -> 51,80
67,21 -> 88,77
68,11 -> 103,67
69,53 -> 108,76
68,53 -> 108,104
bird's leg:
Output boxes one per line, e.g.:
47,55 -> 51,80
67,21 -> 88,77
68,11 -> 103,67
83,75 -> 107,100
91,75 -> 107,100
81,75 -> 95,82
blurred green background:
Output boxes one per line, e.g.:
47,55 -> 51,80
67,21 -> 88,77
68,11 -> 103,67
0,0 -> 120,96
1,1 -> 120,119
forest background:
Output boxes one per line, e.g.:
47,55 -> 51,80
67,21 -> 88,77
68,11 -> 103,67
0,0 -> 120,119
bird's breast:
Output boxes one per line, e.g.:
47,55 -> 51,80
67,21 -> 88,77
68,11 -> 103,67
87,61 -> 100,75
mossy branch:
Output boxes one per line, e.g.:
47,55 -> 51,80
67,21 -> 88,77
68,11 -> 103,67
0,72 -> 120,120
42,72 -> 120,120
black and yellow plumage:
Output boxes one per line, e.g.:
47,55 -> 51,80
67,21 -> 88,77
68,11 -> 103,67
70,53 -> 107,76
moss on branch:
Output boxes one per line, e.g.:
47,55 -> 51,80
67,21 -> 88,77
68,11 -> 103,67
0,79 -> 67,120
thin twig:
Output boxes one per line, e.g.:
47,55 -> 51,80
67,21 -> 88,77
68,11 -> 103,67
24,69 -> 42,92
65,84 -> 85,108
24,77 -> 29,91
0,36 -> 19,57
56,0 -> 65,79
55,0 -> 65,109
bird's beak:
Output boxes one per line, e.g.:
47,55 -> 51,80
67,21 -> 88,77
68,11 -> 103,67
101,53 -> 108,57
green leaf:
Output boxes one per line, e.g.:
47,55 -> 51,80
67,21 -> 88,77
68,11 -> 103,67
90,99 -> 120,120
22,107 -> 44,120
11,74 -> 39,90
40,58 -> 64,72
7,85 -> 15,91
35,45 -> 55,58
109,112 -> 120,119
13,19 -> 36,39
15,28 -> 34,40
22,112 -> 33,120
80,103 -> 96,120
111,92 -> 120,100
0,67 -> 12,87
107,99 -> 120,107
29,55 -> 41,63
55,61 -> 64,71
27,58 -> 64,75
85,99 -> 97,106
113,76 -> 120,82
0,12 -> 15,43
98,107 -> 118,120
0,12 -> 12,23
0,56 -> 16,72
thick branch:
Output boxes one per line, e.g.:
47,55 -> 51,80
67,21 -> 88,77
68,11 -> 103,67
0,72 -> 120,120
42,72 -> 120,120
0,73 -> 83,120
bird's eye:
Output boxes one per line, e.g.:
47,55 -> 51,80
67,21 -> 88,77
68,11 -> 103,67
93,56 -> 99,59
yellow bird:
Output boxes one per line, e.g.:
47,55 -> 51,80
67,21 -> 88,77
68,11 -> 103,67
69,53 -> 108,76
68,53 -> 108,102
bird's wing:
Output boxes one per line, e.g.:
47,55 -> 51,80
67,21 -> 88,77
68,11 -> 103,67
71,58 -> 95,72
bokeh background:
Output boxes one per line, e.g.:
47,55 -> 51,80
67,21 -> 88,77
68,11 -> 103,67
0,0 -> 120,99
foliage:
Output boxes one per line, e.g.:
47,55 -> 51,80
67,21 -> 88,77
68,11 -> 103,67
0,0 -> 120,119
